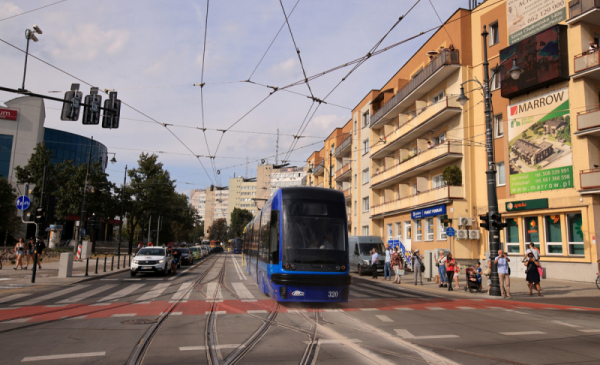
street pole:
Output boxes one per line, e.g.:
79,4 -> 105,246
78,137 -> 93,254
329,150 -> 333,189
147,215 -> 151,244
20,30 -> 31,91
117,165 -> 127,257
482,26 -> 501,297
31,165 -> 46,283
156,215 -> 161,246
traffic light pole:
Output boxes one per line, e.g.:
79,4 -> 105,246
77,137 -> 93,258
118,165 -> 127,256
31,165 -> 47,283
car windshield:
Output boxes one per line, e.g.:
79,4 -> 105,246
359,243 -> 385,255
189,247 -> 197,252
138,248 -> 165,256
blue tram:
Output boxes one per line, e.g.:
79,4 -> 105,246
243,187 -> 351,302
232,238 -> 243,254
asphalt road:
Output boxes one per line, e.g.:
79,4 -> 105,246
0,253 -> 599,365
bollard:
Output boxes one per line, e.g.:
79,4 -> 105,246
117,254 -> 120,270
95,257 -> 99,274
103,256 -> 107,272
111,256 -> 114,271
85,258 -> 89,277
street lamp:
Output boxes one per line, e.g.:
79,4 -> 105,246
457,25 -> 522,297
20,25 -> 43,92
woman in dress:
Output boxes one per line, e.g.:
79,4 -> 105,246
437,251 -> 447,288
25,238 -> 34,269
454,264 -> 460,290
524,252 -> 542,296
14,238 -> 25,270
391,247 -> 402,284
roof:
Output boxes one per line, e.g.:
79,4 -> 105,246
513,139 -> 553,154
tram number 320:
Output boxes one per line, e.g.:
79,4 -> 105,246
328,291 -> 339,298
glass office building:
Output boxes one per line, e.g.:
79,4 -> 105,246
0,134 -> 14,179
43,128 -> 108,171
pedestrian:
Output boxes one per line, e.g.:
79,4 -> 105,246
147,242 -> 153,247
436,251 -> 447,287
485,259 -> 492,294
138,242 -> 143,250
524,242 -> 540,261
171,248 -> 181,274
445,253 -> 456,291
25,238 -> 34,269
383,244 -> 392,281
34,238 -> 46,270
371,248 -> 379,280
391,247 -> 402,284
495,249 -> 511,299
411,249 -> 424,285
14,238 -> 25,270
454,264 -> 460,290
524,252 -> 542,296
475,262 -> 483,291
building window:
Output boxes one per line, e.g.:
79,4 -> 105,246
415,220 -> 422,241
387,224 -> 393,241
362,226 -> 369,236
433,174 -> 446,189
505,218 -> 520,253
567,213 -> 584,255
491,70 -> 501,91
396,222 -> 402,240
438,217 -> 447,240
494,114 -> 503,138
489,22 -> 499,46
354,174 -> 357,189
497,162 -> 506,186
362,197 -> 369,212
362,139 -> 369,155
354,120 -> 357,134
544,215 -> 563,254
523,216 -> 540,250
354,200 -> 357,216
354,227 -> 357,235
431,89 -> 445,104
362,111 -> 369,128
425,217 -> 434,241
362,168 -> 369,184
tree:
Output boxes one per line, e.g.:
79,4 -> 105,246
0,178 -> 21,243
229,207 -> 253,238
442,165 -> 462,186
208,218 -> 228,242
14,143 -> 57,209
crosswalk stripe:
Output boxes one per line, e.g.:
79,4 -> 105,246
170,283 -> 193,302
136,283 -> 171,302
351,286 -> 394,298
98,284 -> 145,303
0,294 -> 30,304
14,285 -> 89,306
205,283 -> 223,302
349,291 -> 369,298
376,315 -> 393,322
352,283 -> 417,298
58,285 -> 117,304
232,282 -> 255,300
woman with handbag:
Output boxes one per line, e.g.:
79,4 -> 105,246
411,249 -> 424,285
445,253 -> 456,291
391,247 -> 402,284
454,264 -> 460,290
437,251 -> 447,288
524,252 -> 542,296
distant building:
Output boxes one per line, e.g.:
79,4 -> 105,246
228,176 -> 257,219
544,119 -> 566,135
190,189 -> 206,219
270,167 -> 307,195
511,139 -> 553,165
203,186 -> 229,237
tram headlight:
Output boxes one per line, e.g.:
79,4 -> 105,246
336,266 -> 340,270
291,265 -> 296,270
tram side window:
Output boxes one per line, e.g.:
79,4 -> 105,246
270,210 -> 280,265
260,211 -> 271,263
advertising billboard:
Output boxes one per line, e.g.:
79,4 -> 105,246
507,87 -> 572,194
507,0 -> 567,45
500,25 -> 568,99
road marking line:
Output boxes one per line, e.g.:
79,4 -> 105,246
394,329 -> 458,340
89,303 -> 111,306
426,307 -> 445,310
100,279 -> 119,281
14,285 -> 89,306
136,283 -> 170,302
351,286 -> 395,298
500,331 -> 546,336
0,294 -> 29,304
98,284 -> 145,303
22,352 -> 106,362
169,282 -> 193,303
394,307 -> 414,310
4,318 -> 31,323
180,344 -> 242,351
0,278 -> 11,281
456,306 -> 475,310
247,310 -> 268,314
232,282 -> 255,300
171,312 -> 183,316
66,316 -> 87,320
205,283 -> 223,302
303,339 -> 362,344
568,308 -> 587,311
241,299 -> 257,302
503,309 -> 527,315
231,256 -> 246,281
486,307 -> 505,310
359,308 -> 379,311
205,311 -> 227,314
376,315 -> 393,322
349,291 -> 369,298
552,320 -> 581,328
111,313 -> 136,317
352,283 -> 418,298
579,329 -> 600,333
58,285 -> 117,304
123,279 -> 141,281
44,304 -> 68,307
323,309 -> 342,312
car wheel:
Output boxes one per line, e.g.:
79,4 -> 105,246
130,271 -> 136,277
358,265 -> 363,276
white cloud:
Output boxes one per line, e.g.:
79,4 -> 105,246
0,2 -> 22,18
50,24 -> 129,61
142,60 -> 163,76
268,57 -> 299,79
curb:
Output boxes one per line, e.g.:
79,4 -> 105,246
70,267 -> 130,284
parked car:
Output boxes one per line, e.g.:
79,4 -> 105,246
130,247 -> 172,277
175,248 -> 194,266
189,246 -> 203,260
201,246 -> 210,257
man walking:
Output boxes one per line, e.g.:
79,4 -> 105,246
495,249 -> 511,299
412,249 -> 424,285
371,248 -> 379,280
383,244 -> 392,281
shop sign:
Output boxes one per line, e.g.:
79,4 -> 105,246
507,88 -> 573,194
0,108 -> 17,121
411,205 -> 446,220
507,0 -> 567,45
505,198 -> 548,212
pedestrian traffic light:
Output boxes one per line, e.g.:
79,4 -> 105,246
479,213 -> 490,231
491,212 -> 508,229
34,207 -> 46,223
102,91 -> 121,129
60,83 -> 83,121
82,87 -> 102,125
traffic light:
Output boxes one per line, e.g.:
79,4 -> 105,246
60,83 -> 83,121
491,212 -> 508,230
102,91 -> 121,129
34,207 -> 46,223
479,213 -> 490,231
82,87 -> 102,125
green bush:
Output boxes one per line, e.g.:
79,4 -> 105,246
442,165 -> 462,186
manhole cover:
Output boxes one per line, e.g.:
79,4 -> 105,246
122,319 -> 157,325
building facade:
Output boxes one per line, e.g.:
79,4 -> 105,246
228,177 -> 257,219
190,189 -> 206,220
203,186 -> 229,238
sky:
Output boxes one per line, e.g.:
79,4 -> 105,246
0,0 -> 467,196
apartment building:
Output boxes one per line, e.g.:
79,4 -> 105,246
270,167 -> 306,195
228,176 -> 257,219
190,189 -> 206,219
203,186 -> 229,237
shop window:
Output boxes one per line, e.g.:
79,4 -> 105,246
415,220 -> 422,241
544,215 -> 563,254
424,218 -> 434,241
567,213 -> 584,255
505,218 -> 520,253
523,216 -> 540,250
438,217 -> 447,240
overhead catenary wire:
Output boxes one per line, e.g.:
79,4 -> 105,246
0,0 -> 68,22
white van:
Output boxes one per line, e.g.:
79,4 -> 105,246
348,236 -> 385,276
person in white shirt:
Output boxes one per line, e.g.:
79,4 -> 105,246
383,244 -> 392,281
524,242 -> 540,261
437,251 -> 448,288
371,249 -> 379,280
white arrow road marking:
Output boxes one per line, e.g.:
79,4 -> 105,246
22,352 -> 105,362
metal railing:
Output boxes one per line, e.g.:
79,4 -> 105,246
569,0 -> 600,19
312,161 -> 325,176
577,107 -> 600,130
574,49 -> 600,74
335,162 -> 352,179
335,135 -> 352,156
370,50 -> 460,128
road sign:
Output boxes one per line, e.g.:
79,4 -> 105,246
446,227 -> 455,237
16,196 -> 31,210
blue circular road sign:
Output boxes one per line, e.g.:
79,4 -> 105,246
16,196 -> 31,210
446,227 -> 455,237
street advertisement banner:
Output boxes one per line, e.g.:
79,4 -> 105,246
507,87 -> 572,194
507,0 -> 567,45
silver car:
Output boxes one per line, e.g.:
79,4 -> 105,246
130,247 -> 173,276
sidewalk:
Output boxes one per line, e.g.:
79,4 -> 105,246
0,256 -> 129,292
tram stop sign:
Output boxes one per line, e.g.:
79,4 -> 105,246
446,227 -> 456,237
16,196 -> 31,211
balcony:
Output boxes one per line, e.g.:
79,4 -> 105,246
574,108 -> 600,137
370,50 -> 460,129
370,97 -> 462,158
580,168 -> 600,193
335,135 -> 352,157
343,188 -> 352,201
371,142 -> 463,189
573,50 -> 600,80
567,0 -> 600,25
335,162 -> 352,181
371,185 -> 464,217
313,161 -> 325,176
